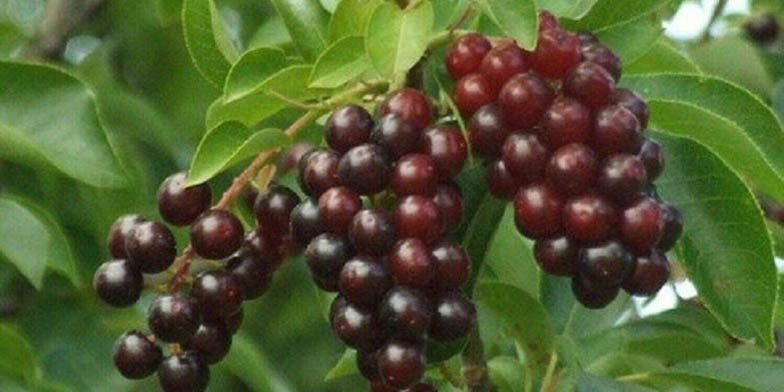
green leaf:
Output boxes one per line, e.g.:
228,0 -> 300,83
187,123 -> 290,185
461,195 -> 507,291
622,74 -> 784,203
543,0 -> 597,19
654,357 -> 784,392
0,62 -> 127,188
432,0 -> 468,31
327,0 -> 382,41
224,47 -> 289,100
182,0 -> 237,88
577,371 -> 658,392
488,356 -> 526,392
366,0 -> 434,80
653,131 -> 777,350
309,36 -> 370,89
625,39 -> 701,75
219,333 -> 296,392
566,0 -> 670,30
0,324 -> 35,383
475,282 -> 555,370
593,15 -> 662,65
483,204 -> 539,297
690,36 -> 773,98
269,0 -> 330,62
475,0 -> 537,50
324,349 -> 356,381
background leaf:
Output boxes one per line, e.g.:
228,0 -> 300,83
475,0 -> 537,50
625,39 -> 701,75
224,47 -> 289,100
182,0 -> 235,87
269,0 -> 330,62
309,36 -> 370,89
327,0 -> 382,41
366,0 -> 434,80
0,323 -> 36,384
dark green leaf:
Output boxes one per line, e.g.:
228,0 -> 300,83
269,0 -> 330,62
366,0 -> 434,80
219,333 -> 296,392
483,204 -> 539,297
182,0 -> 238,88
0,323 -> 36,383
461,195 -> 506,291
487,356 -> 526,392
327,0 -> 382,41
475,0 -> 537,49
309,36 -> 370,89
577,371 -> 658,392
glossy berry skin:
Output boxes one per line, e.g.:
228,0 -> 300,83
157,172 -> 212,226
454,73 -> 495,116
113,331 -> 162,379
638,139 -> 665,181
623,249 -> 670,296
313,271 -> 340,292
378,286 -> 431,339
224,308 -> 243,335
498,73 -> 554,130
430,291 -> 476,341
487,159 -> 520,200
388,238 -> 436,289
378,340 -> 425,389
125,221 -> 177,274
612,89 -> 649,129
191,270 -> 244,320
299,149 -> 341,197
305,233 -> 352,279
432,182 -> 463,232
330,296 -> 382,350
339,144 -> 391,195
190,210 -> 244,260
514,183 -> 564,239
348,209 -> 397,256
572,275 -> 620,309
148,293 -> 200,343
563,194 -> 618,243
94,259 -> 143,307
357,348 -> 381,381
594,105 -> 643,156
658,204 -> 683,251
422,126 -> 468,179
446,33 -> 492,79
227,252 -> 271,300
371,114 -> 422,160
186,323 -> 231,364
319,186 -> 363,235
254,186 -> 300,237
392,154 -> 439,196
546,143 -> 598,195
478,43 -> 531,94
468,104 -> 511,157
290,199 -> 323,247
339,256 -> 392,307
371,380 -> 397,392
746,14 -> 779,44
501,133 -> 548,183
242,227 -> 284,269
563,61 -> 615,109
620,197 -> 664,253
540,96 -> 592,149
378,88 -> 433,130
108,214 -> 146,259
394,195 -> 443,245
431,240 -> 471,291
534,236 -> 577,276
581,43 -> 622,81
157,352 -> 209,392
279,143 -> 315,173
326,105 -> 374,153
597,154 -> 648,202
533,27 -> 582,80
577,241 -> 634,287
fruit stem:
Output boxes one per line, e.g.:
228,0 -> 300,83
462,326 -> 496,392
616,372 -> 651,383
539,352 -> 559,392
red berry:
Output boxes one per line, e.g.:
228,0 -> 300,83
113,330 -> 162,379
540,96 -> 591,149
513,183 -> 563,239
486,159 -> 520,200
392,154 -> 439,196
620,197 -> 664,253
126,221 -> 177,273
394,195 -> 443,245
577,241 -> 634,287
318,186 -> 363,235
498,73 -> 554,130
563,61 -> 616,109
326,105 -> 374,153
339,256 -> 392,307
254,185 -> 300,237
533,28 -> 581,80
658,204 -> 683,251
429,291 -> 476,341
190,210 -> 244,260
330,296 -> 383,350
379,88 -> 433,130
157,352 -> 209,392
185,323 -> 231,364
431,239 -> 471,291
299,149 -> 341,197
545,143 -> 598,195
157,172 -> 212,226
371,114 -> 423,159
349,209 -> 397,256
432,182 -> 464,233
468,104 -> 511,157
339,144 -> 391,195
623,249 -> 670,296
539,11 -> 560,32
572,274 -> 620,309
108,214 -> 146,259
357,348 -> 382,381
479,43 -> 531,94
454,73 -> 496,116
612,89 -> 649,129
581,43 -> 622,81
378,287 -> 432,339
638,139 -> 665,181
378,340 -> 425,389
501,132 -> 548,183
94,260 -> 143,307
562,194 -> 618,243
534,235 -> 577,276
148,293 -> 200,343
594,105 -> 643,156
388,238 -> 436,289
446,33 -> 492,79
422,125 -> 468,178
191,270 -> 244,320
597,154 -> 648,202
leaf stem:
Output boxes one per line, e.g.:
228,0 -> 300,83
616,372 -> 652,383
539,352 -> 559,392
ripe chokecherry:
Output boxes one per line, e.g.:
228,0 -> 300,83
125,221 -> 177,274
339,255 -> 392,307
391,154 -> 439,196
94,259 -> 143,307
431,239 -> 471,291
394,195 -> 443,245
299,149 -> 341,197
514,183 -> 564,239
539,96 -> 592,149
612,89 -> 649,128
338,144 -> 391,195
330,296 -> 383,350
620,196 -> 664,253
532,27 -> 582,80
227,251 -> 272,300
108,214 -> 146,259
254,185 -> 300,237
446,33 -> 492,79
487,159 -> 520,200
581,43 -> 622,81
454,73 -> 495,116
157,172 -> 212,226
479,43 -> 531,93
545,143 -> 598,195
422,126 -> 468,179
562,194 -> 618,243
597,154 -> 648,202
191,270 -> 244,320
563,61 -> 616,109
501,132 -> 548,184
371,114 -> 422,160
658,203 -> 683,251
305,233 -> 352,282
186,323 -> 231,364
594,105 -> 643,156
378,286 -> 432,339
498,73 -> 554,130
432,182 -> 464,233
378,339 -> 425,389
622,249 -> 671,296
319,186 -> 363,235
157,352 -> 209,392
388,238 -> 436,289
190,210 -> 244,260
468,104 -> 511,157
572,274 -> 620,309
378,88 -> 433,130
576,241 -> 634,287
147,293 -> 200,343
638,139 -> 665,181
290,199 -> 324,247
348,209 -> 397,256
326,105 -> 374,153
534,235 -> 577,276
113,331 -> 162,379
429,291 -> 476,341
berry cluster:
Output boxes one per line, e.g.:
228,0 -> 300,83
94,172 -> 300,391
446,12 -> 683,309
292,89 -> 475,391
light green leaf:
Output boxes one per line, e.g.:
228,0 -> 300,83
0,324 -> 35,383
622,74 -> 784,203
654,357 -> 784,392
182,0 -> 237,88
690,35 -> 773,98
0,62 -> 127,188
366,0 -> 434,80
488,356 -> 526,392
327,0 -> 382,41
544,0 -> 597,19
309,36 -> 370,89
432,0 -> 468,31
324,349 -> 356,381
187,123 -> 290,185
475,0 -> 537,50
0,198 -> 49,289
653,131 -> 777,350
594,14 -> 662,65
625,39 -> 701,76
269,0 -> 330,62
220,333 -> 296,392
223,47 -> 290,100
567,0 -> 670,30
577,371 -> 658,392
483,204 -> 539,297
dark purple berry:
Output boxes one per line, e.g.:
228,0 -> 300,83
357,348 -> 381,381
186,323 -> 231,364
487,159 -> 520,200
623,250 -> 671,296
157,172 -> 212,226
422,126 -> 468,178
638,139 -> 665,181
534,235 -> 577,276
378,340 -> 425,389
446,33 -> 492,79
371,114 -> 422,160
577,241 -> 634,287
319,186 -> 363,235
594,105 -> 643,156
746,14 -> 779,44
305,233 -> 352,280
514,183 -> 563,239
468,104 -> 511,157
378,88 -> 433,130
620,197 -> 664,253
612,89 -> 649,129
113,331 -> 162,379
191,270 -> 243,320
388,238 -> 436,289
479,43 -> 531,94
330,296 -> 383,350
148,293 -> 200,343
339,256 -> 392,307
501,132 -> 548,184
597,154 -> 648,202
540,96 -> 591,149
157,352 -> 209,392
394,196 -> 443,245
572,274 -> 620,309
499,73 -> 554,130
581,43 -> 622,81
299,149 -> 341,197
454,73 -> 495,116
378,286 -> 431,339
338,144 -> 391,195
349,209 -> 397,256
545,143 -> 598,195
563,61 -> 615,109
392,154 -> 439,196
224,308 -> 243,335
429,291 -> 476,341
108,214 -> 146,259
562,194 -> 618,243
190,210 -> 244,260
326,105 -> 374,153
431,240 -> 471,291
227,251 -> 272,300
533,28 -> 581,80
125,221 -> 177,273
290,199 -> 324,247
432,182 -> 464,232
658,204 -> 683,251
94,259 -> 143,307
254,185 -> 300,237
